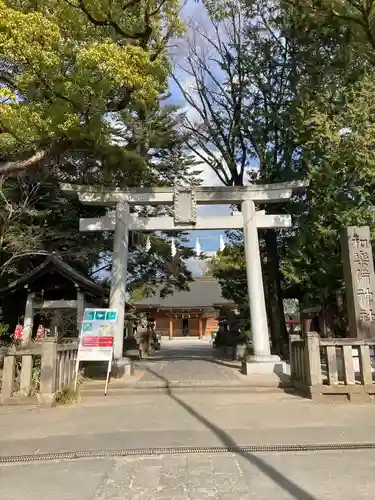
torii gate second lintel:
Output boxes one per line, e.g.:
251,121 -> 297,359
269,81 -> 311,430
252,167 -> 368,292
79,212 -> 292,232
62,182 -> 307,375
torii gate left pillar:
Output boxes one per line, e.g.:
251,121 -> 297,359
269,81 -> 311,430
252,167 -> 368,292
110,202 -> 129,359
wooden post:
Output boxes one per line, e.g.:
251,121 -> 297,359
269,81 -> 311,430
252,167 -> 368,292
23,292 -> 35,343
0,355 -> 16,402
169,318 -> 173,340
305,332 -> 322,386
58,351 -> 64,391
199,318 -> 203,339
76,291 -> 85,334
39,338 -> 58,407
63,351 -> 69,387
50,310 -> 62,337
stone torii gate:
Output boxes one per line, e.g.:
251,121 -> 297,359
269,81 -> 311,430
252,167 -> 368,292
62,182 -> 306,374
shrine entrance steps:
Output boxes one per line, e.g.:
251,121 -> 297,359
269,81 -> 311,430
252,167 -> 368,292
80,337 -> 293,399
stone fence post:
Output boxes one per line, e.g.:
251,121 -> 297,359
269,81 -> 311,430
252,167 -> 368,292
305,332 -> 322,387
288,333 -> 301,381
0,355 -> 16,403
39,337 -> 58,407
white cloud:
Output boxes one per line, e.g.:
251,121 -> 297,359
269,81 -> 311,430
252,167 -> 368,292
192,148 -> 229,187
174,65 -> 203,122
189,148 -> 230,217
199,162 -> 225,187
170,1 -> 224,125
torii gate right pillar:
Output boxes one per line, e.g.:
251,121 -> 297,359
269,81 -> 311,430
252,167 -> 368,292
242,199 -> 286,374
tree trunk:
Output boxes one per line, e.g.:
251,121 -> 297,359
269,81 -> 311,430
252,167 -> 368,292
264,230 -> 288,353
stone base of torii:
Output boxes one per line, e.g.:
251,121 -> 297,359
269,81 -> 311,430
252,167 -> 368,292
62,182 -> 307,375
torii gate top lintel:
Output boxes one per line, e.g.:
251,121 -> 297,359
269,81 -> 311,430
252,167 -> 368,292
60,181 -> 308,207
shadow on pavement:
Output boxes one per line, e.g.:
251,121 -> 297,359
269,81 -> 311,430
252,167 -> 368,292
136,340 -> 242,371
144,365 -> 317,500
138,355 -> 294,392
137,355 -> 240,369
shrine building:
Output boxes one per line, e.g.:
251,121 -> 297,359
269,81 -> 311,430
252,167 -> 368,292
132,277 -> 235,338
0,254 -> 108,339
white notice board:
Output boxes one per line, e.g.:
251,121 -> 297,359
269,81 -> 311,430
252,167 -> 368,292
75,308 -> 117,394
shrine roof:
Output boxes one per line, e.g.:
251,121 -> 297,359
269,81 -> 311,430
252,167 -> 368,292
132,277 -> 234,310
0,254 -> 107,297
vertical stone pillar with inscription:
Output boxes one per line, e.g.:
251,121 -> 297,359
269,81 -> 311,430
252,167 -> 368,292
341,226 -> 375,338
173,186 -> 197,227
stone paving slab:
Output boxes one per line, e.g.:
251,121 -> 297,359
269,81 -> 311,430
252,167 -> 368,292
3,339 -> 375,498
2,392 -> 375,457
2,426 -> 375,458
136,339 -> 244,383
127,338 -> 289,387
135,358 -> 244,384
2,449 -> 375,499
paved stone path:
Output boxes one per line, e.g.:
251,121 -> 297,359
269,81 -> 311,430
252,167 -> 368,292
2,339 -> 375,499
134,338 -> 244,385
2,449 -> 375,499
82,337 -> 289,391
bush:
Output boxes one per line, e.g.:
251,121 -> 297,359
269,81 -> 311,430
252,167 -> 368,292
0,323 -> 11,346
55,370 -> 84,405
12,357 -> 41,396
214,327 -> 252,348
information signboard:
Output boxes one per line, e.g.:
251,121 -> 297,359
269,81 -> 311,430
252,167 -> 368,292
78,308 -> 117,361
74,308 -> 117,394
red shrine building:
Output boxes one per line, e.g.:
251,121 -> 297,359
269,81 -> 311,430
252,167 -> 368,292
132,277 -> 234,338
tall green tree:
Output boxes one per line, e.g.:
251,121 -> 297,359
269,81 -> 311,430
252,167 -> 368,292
273,0 -> 375,331
0,1 -> 205,332
283,76 -> 375,333
174,0 -> 309,348
208,231 -> 248,313
178,0 -> 375,339
0,99 -> 200,328
282,0 -> 375,63
0,0 -> 183,174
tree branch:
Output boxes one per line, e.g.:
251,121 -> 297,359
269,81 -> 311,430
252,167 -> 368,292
0,149 -> 51,175
106,86 -> 134,111
66,0 -> 152,41
0,73 -> 18,91
0,250 -> 52,276
0,138 -> 94,175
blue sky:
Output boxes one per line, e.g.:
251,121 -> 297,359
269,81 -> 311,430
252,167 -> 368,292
166,0 -> 233,252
